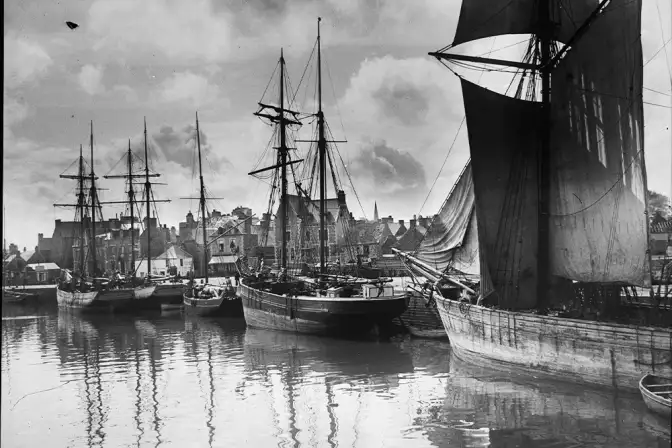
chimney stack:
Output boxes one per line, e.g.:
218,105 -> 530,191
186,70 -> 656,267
410,219 -> 416,228
398,220 -> 404,227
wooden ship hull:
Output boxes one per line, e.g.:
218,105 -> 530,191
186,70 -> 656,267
152,283 -> 185,302
435,295 -> 672,391
238,278 -> 409,336
639,374 -> 672,418
183,287 -> 241,317
56,286 -> 135,312
132,283 -> 185,310
398,292 -> 448,339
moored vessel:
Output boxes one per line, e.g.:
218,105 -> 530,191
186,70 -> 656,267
398,0 -> 672,390
2,288 -> 38,304
54,122 -> 140,312
639,374 -> 672,418
238,19 -> 408,336
181,113 -> 243,317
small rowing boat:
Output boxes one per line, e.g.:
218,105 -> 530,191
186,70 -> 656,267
639,374 -> 672,418
2,288 -> 38,303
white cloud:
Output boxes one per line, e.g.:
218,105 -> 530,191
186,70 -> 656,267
4,33 -> 53,88
78,65 -> 106,95
3,93 -> 30,133
112,84 -> 139,103
88,0 -> 234,63
156,72 -> 223,107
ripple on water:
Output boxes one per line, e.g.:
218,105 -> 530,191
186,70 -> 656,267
2,305 -> 670,448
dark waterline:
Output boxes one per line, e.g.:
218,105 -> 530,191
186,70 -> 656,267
1,301 -> 670,448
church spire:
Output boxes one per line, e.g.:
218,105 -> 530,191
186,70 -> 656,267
373,201 -> 379,222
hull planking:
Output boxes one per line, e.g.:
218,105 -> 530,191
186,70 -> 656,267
238,280 -> 408,336
56,286 -> 135,312
435,296 -> 672,391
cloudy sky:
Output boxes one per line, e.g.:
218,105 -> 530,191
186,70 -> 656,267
4,0 -> 671,251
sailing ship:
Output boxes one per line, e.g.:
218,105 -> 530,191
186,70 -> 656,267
101,136 -> 159,306
182,112 -> 240,317
398,0 -> 672,390
237,18 -> 408,336
134,119 -> 184,306
54,122 -> 147,312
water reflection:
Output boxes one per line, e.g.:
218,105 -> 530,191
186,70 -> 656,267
1,305 -> 669,448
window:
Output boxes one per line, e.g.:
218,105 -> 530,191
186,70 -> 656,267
219,242 -> 224,252
180,258 -> 184,267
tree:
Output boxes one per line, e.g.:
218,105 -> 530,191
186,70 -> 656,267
648,190 -> 671,222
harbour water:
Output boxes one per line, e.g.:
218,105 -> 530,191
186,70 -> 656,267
2,301 -> 669,448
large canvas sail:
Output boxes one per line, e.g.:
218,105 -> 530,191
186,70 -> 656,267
549,0 -> 650,286
461,79 -> 542,309
452,0 -> 596,48
415,162 -> 480,276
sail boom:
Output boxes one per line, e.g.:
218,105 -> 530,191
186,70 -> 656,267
97,201 -> 135,205
178,197 -> 225,200
295,139 -> 347,143
60,174 -> 98,180
430,52 -> 539,70
257,102 -> 301,116
254,112 -> 302,126
248,159 -> 303,176
104,174 -> 160,179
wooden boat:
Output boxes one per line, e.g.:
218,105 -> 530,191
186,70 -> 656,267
56,286 -> 134,312
239,20 -> 408,336
103,121 -> 184,310
2,288 -> 38,303
239,278 -> 407,335
54,123 -> 140,312
639,374 -> 672,418
184,284 -> 239,317
180,113 -> 243,318
393,0 -> 672,391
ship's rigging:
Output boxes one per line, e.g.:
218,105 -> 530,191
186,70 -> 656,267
250,18 -> 370,280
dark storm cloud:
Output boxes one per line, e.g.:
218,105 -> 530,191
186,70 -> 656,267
152,124 -> 230,172
350,141 -> 426,196
371,79 -> 430,126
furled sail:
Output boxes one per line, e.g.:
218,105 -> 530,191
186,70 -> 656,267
451,0 -> 597,48
548,0 -> 650,286
415,162 -> 480,276
460,79 -> 542,309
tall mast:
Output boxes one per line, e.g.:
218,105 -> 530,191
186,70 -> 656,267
78,144 -> 86,274
89,121 -> 98,277
143,118 -> 152,278
128,140 -> 136,276
317,17 -> 326,277
537,0 -> 552,306
279,48 -> 288,271
196,112 -> 209,282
